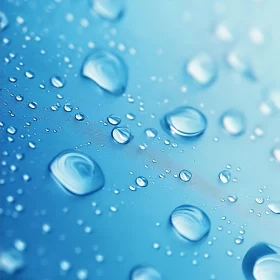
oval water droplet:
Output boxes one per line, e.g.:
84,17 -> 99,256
253,254 -> 280,280
135,176 -> 148,187
130,266 -> 161,280
7,126 -> 17,135
179,170 -> 192,182
145,128 -> 157,138
162,106 -> 207,138
91,0 -> 125,21
82,49 -> 128,96
271,144 -> 280,163
228,195 -> 238,203
170,205 -> 211,242
75,113 -> 85,121
111,127 -> 132,144
63,103 -> 73,112
221,109 -> 246,136
219,170 -> 231,183
268,202 -> 280,214
107,114 -> 121,125
25,71 -> 34,79
50,76 -> 64,88
186,53 -> 217,86
50,150 -> 105,195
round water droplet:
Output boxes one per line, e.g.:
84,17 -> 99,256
163,106 -> 207,138
50,76 -> 64,88
63,103 -> 73,112
271,144 -> 280,163
186,53 -> 217,86
170,205 -> 211,242
228,195 -> 238,203
145,128 -> 157,138
235,236 -> 244,245
219,170 -> 231,183
0,12 -> 8,31
82,49 -> 128,96
179,170 -> 192,182
111,127 -> 132,144
91,0 -> 125,21
253,254 -> 280,280
268,202 -> 280,214
50,150 -> 105,195
135,176 -> 148,187
130,266 -> 161,280
107,114 -> 121,125
75,113 -> 85,121
221,109 -> 246,136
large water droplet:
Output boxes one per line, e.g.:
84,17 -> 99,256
243,243 -> 280,280
0,11 -> 8,31
130,266 -> 161,280
186,53 -> 217,86
271,144 -> 280,163
111,127 -> 132,144
268,202 -> 280,214
0,249 -> 24,274
50,150 -> 105,195
91,0 -> 124,21
221,109 -> 246,136
162,107 -> 207,138
82,50 -> 128,96
170,205 -> 211,242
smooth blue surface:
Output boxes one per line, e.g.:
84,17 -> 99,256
0,0 -> 280,279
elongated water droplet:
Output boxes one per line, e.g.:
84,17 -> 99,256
170,205 -> 211,242
0,12 -> 8,31
135,176 -> 148,187
219,170 -> 231,183
162,106 -> 207,138
107,115 -> 121,125
179,170 -> 192,182
186,53 -> 217,86
243,243 -> 280,280
130,266 -> 161,280
111,127 -> 132,144
82,50 -> 128,96
91,0 -> 124,21
221,109 -> 246,136
50,150 -> 105,195
50,76 -> 64,88
268,202 -> 280,214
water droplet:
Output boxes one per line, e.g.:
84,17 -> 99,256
91,0 -> 125,21
243,243 -> 280,280
75,113 -> 85,121
130,266 -> 161,280
219,170 -> 231,183
7,126 -> 17,135
145,128 -> 157,138
28,102 -> 37,109
60,260 -> 71,271
50,150 -> 105,195
111,127 -> 132,144
186,53 -> 217,86
25,71 -> 34,79
9,77 -> 17,83
107,114 -> 121,125
268,202 -> 280,214
0,249 -> 24,274
0,12 -> 8,31
15,95 -> 24,101
162,106 -> 207,138
63,103 -> 73,112
135,176 -> 148,187
82,49 -> 128,96
227,195 -> 238,203
271,144 -> 280,163
50,76 -> 64,88
262,87 -> 280,113
179,170 -> 192,182
77,269 -> 88,280
14,239 -> 26,252
235,236 -> 244,245
221,109 -> 246,136
170,205 -> 211,242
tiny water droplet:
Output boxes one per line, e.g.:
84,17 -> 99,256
162,106 -> 207,138
179,170 -> 192,182
219,170 -> 231,183
50,150 -> 105,195
135,176 -> 148,187
130,266 -> 161,280
170,205 -> 211,242
107,114 -> 121,125
91,0 -> 125,21
221,109 -> 246,136
50,76 -> 64,88
82,49 -> 128,96
111,127 -> 132,144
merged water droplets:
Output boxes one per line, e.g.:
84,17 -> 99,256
50,150 -> 105,195
82,50 -> 128,96
186,53 -> 217,86
221,109 -> 246,136
91,0 -> 125,21
162,106 -> 207,138
130,266 -> 161,280
170,205 -> 211,242
242,243 -> 280,280
111,127 -> 132,144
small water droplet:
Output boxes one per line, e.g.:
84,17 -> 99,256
271,144 -> 280,163
50,150 -> 105,195
262,87 -> 280,114
235,236 -> 244,245
15,95 -> 24,101
91,0 -> 125,21
107,114 -> 121,125
25,71 -> 34,79
130,266 -> 161,280
60,260 -> 71,271
63,103 -> 73,112
170,205 -> 211,242
7,126 -> 17,135
227,195 -> 238,203
50,76 -> 64,88
135,176 -> 148,187
75,113 -> 85,121
221,109 -> 246,136
82,49 -> 128,96
219,170 -> 231,183
186,53 -> 217,86
145,128 -> 157,138
28,102 -> 37,109
111,127 -> 132,144
162,106 -> 207,138
179,170 -> 192,182
0,11 -> 8,31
